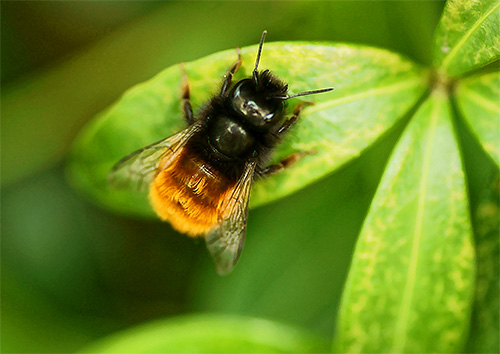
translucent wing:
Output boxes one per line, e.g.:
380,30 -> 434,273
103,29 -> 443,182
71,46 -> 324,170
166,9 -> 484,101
205,160 -> 257,275
108,122 -> 201,192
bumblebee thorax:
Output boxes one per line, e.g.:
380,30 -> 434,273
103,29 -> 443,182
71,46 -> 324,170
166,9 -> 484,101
208,116 -> 255,159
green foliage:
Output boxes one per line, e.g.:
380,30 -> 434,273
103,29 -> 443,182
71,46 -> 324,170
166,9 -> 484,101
433,0 -> 500,77
456,72 -> 500,166
466,174 -> 500,353
68,43 -> 426,216
4,1 -> 497,353
65,0 -> 500,352
334,90 -> 475,352
79,314 -> 329,353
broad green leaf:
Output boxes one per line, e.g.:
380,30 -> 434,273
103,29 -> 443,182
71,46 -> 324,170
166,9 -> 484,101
455,71 -> 500,167
78,314 -> 329,353
334,90 -> 475,353
68,43 -> 426,218
466,174 -> 499,353
434,0 -> 500,77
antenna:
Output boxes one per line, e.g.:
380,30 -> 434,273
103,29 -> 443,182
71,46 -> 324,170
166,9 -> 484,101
269,87 -> 334,100
253,30 -> 267,85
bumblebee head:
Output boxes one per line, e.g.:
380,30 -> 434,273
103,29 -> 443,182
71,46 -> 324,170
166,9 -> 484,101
229,31 -> 333,129
229,76 -> 286,129
229,30 -> 333,130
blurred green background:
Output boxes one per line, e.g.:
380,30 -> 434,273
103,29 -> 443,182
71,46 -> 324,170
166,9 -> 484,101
1,1 -> 448,353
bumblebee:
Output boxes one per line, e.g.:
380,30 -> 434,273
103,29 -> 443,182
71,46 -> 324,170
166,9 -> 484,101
109,31 -> 333,274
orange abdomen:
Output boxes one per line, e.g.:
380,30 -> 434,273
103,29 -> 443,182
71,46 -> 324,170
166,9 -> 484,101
149,150 -> 234,236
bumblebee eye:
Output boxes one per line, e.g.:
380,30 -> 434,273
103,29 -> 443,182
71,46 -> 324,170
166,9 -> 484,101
230,80 -> 284,127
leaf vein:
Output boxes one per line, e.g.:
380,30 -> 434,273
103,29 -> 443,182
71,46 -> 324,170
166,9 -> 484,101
460,86 -> 500,114
441,2 -> 500,69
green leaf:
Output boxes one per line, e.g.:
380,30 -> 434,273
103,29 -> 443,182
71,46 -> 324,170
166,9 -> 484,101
455,71 -> 500,167
78,314 -> 329,353
333,90 -> 475,353
68,42 -> 426,218
466,174 -> 500,353
434,0 -> 500,77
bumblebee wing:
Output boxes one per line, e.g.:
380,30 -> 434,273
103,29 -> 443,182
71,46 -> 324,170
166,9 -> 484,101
108,122 -> 201,192
205,160 -> 257,275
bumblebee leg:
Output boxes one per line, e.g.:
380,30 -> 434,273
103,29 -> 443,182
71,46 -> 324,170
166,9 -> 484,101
258,102 -> 316,177
257,150 -> 316,177
277,101 -> 314,136
180,63 -> 195,125
220,48 -> 242,95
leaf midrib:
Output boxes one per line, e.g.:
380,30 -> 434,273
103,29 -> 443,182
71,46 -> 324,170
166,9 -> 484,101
391,97 -> 441,352
441,2 -> 500,70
